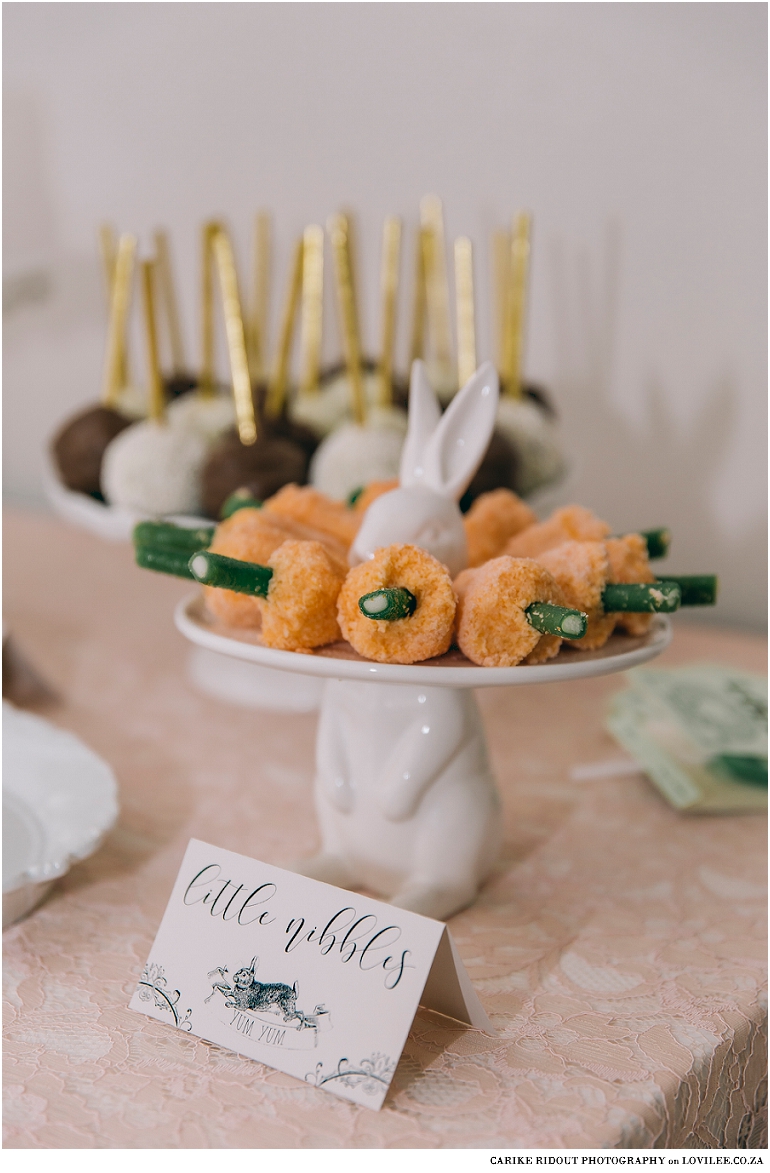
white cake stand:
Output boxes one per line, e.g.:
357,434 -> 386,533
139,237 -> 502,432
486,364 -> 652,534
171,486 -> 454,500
175,593 -> 671,918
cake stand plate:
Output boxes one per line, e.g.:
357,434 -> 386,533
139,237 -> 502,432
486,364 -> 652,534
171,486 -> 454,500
175,594 -> 671,688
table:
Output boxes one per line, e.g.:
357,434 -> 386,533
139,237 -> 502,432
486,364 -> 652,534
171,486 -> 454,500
3,507 -> 767,1149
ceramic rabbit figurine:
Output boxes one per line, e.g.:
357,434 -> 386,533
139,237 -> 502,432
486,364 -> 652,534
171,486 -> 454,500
350,359 -> 500,577
294,362 -> 503,921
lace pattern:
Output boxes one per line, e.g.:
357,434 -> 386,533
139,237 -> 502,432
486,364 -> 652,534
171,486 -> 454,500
3,510 -> 767,1147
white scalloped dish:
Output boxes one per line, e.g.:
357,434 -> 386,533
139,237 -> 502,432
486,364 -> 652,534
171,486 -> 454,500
2,703 -> 119,928
42,451 -> 212,543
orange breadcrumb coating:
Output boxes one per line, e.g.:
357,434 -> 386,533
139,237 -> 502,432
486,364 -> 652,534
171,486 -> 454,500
605,534 -> 655,637
463,489 -> 538,568
504,505 -> 611,559
263,483 -> 360,549
338,544 -> 456,664
538,541 -> 616,651
204,507 -> 348,628
258,540 -> 345,652
205,509 -> 294,628
454,556 -> 567,667
353,479 -> 400,513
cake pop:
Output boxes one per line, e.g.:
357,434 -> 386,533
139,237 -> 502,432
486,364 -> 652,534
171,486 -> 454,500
308,214 -> 408,499
199,226 -> 309,518
102,258 -> 208,515
51,233 -> 136,495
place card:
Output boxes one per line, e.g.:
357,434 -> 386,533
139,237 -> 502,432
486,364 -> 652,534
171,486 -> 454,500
129,839 -> 494,1110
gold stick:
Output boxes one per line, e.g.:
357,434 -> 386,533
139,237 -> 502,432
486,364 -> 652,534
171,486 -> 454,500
377,216 -> 401,407
504,211 -> 531,399
98,223 -> 117,298
420,194 -> 453,384
454,236 -> 476,387
343,208 -> 360,307
299,224 -> 324,394
140,259 -> 166,423
249,211 -> 271,383
493,228 -> 511,381
199,220 -> 221,399
99,223 -> 131,386
212,227 -> 257,445
266,235 -> 304,417
328,213 -> 366,426
153,229 -> 186,374
101,233 -> 136,409
409,226 -> 428,365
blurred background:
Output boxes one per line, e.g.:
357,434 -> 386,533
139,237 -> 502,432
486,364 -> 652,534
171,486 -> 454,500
3,3 -> 766,629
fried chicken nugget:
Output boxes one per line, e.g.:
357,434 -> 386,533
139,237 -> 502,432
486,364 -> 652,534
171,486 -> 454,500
504,505 -> 611,559
455,556 -> 568,667
338,544 -> 456,664
259,539 -> 345,652
463,488 -> 538,568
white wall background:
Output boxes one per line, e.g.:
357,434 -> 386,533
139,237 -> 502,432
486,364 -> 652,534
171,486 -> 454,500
4,3 -> 766,628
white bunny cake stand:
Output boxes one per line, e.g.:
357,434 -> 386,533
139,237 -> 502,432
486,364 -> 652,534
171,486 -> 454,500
176,593 -> 671,921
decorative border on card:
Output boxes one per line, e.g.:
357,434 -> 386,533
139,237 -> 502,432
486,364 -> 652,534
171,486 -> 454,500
306,1053 -> 396,1096
136,962 -> 193,1031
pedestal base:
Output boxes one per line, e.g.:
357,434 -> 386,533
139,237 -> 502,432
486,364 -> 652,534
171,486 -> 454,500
295,678 -> 502,920
187,648 -> 324,713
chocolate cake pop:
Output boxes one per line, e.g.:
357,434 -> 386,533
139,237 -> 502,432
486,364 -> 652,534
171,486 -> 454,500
201,431 -> 307,519
199,226 -> 308,518
51,233 -> 136,496
243,221 -> 320,462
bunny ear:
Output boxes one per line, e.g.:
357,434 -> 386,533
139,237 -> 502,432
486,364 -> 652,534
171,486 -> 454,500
422,362 -> 499,500
400,360 -> 442,487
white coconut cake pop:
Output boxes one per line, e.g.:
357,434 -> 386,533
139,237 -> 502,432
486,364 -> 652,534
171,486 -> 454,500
309,404 -> 407,500
101,256 -> 209,517
101,419 -> 207,515
166,390 -> 236,442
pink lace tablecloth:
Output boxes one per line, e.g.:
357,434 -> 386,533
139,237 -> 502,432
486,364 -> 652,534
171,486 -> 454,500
3,508 -> 767,1149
